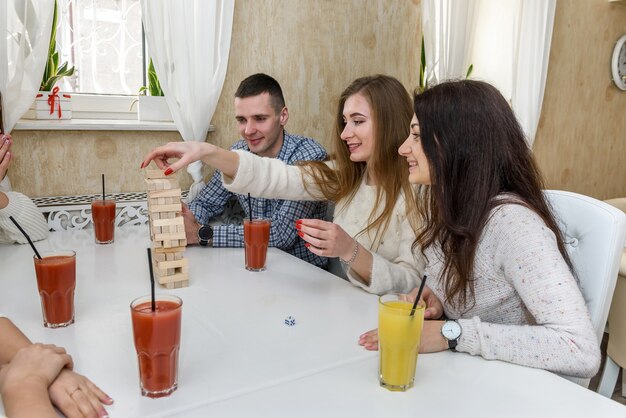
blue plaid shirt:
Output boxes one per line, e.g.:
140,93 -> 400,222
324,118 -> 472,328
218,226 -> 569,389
189,131 -> 328,268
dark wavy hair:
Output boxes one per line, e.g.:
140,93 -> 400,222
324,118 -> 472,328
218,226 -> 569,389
412,79 -> 573,309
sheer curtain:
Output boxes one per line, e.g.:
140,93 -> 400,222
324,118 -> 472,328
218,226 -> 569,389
0,0 -> 53,133
421,0 -> 477,84
0,0 -> 54,190
141,0 -> 234,200
422,0 -> 556,146
510,1 -> 556,147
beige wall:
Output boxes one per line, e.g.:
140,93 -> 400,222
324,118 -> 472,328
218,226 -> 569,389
8,0 -> 626,200
9,0 -> 420,197
533,0 -> 626,200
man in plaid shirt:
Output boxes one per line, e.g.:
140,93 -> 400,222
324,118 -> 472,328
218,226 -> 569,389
184,73 -> 328,268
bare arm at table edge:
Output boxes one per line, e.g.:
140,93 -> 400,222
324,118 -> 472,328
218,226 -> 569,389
0,318 -> 32,365
141,142 -> 240,178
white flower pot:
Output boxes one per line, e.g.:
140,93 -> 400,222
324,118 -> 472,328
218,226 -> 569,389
138,96 -> 173,122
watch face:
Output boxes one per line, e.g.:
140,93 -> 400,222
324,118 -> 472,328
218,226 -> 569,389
198,225 -> 213,241
441,320 -> 462,340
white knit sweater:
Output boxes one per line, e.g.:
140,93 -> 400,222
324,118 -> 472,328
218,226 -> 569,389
428,203 -> 600,378
0,183 -> 49,244
223,150 -> 424,294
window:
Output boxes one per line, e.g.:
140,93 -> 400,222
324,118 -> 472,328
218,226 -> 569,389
55,0 -> 145,120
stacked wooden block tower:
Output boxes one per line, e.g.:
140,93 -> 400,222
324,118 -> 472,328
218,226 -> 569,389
145,169 -> 189,288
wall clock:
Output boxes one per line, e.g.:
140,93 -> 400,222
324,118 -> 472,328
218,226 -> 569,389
612,33 -> 626,91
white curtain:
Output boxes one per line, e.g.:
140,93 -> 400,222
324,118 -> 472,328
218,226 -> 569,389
0,0 -> 53,134
422,0 -> 556,146
510,1 -> 556,147
421,0 -> 477,85
141,0 -> 234,200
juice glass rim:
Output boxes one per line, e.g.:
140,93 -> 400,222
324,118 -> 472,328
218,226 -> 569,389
243,218 -> 271,224
130,294 -> 183,311
91,198 -> 116,204
33,250 -> 76,261
379,293 -> 425,314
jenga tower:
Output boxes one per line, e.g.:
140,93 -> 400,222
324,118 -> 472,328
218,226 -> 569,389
145,169 -> 189,288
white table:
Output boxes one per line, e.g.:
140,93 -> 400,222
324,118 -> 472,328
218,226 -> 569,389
1,227 -> 624,418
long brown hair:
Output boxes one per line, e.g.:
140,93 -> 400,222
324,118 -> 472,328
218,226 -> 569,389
301,75 -> 415,248
412,80 -> 573,308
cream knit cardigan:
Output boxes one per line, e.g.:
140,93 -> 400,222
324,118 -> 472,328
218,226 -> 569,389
223,150 -> 425,294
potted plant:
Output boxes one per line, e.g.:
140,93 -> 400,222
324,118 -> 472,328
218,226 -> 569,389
34,0 -> 75,120
138,59 -> 173,122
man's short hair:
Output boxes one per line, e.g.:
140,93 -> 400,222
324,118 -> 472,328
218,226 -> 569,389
235,73 -> 285,113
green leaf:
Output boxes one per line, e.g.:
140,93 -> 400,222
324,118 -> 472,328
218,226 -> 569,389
39,0 -> 76,92
465,64 -> 474,79
57,61 -> 67,74
419,35 -> 427,93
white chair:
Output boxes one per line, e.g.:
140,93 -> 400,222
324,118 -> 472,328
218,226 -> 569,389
544,190 -> 626,388
597,198 -> 626,398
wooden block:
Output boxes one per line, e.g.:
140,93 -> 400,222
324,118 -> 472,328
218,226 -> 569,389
157,272 -> 189,284
150,203 -> 182,213
156,258 -> 188,270
145,169 -> 168,179
153,246 -> 186,254
152,215 -> 183,227
150,188 -> 182,198
153,228 -> 185,239
153,252 -> 166,262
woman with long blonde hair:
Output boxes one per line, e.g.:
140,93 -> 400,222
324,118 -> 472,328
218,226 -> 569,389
141,75 -> 425,295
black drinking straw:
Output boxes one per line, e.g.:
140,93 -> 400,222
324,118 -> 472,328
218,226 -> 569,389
147,248 -> 156,311
101,174 -> 105,201
9,216 -> 42,259
410,275 -> 427,316
247,192 -> 253,222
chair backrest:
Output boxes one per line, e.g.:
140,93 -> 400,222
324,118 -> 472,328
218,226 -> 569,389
545,190 -> 626,386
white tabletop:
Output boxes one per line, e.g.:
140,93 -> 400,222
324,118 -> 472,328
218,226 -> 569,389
0,226 -> 624,418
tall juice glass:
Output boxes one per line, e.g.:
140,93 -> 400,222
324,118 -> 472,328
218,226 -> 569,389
131,294 -> 182,398
91,199 -> 116,244
378,293 -> 425,391
33,250 -> 76,328
243,219 -> 271,271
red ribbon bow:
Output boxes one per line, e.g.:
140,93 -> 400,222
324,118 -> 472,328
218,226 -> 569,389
47,86 -> 62,118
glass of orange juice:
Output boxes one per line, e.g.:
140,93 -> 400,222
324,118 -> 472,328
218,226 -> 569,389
378,293 -> 425,391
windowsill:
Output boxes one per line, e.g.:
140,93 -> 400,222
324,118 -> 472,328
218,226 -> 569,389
14,118 -> 216,132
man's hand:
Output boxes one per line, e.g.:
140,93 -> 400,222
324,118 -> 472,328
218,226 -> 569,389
181,203 -> 200,245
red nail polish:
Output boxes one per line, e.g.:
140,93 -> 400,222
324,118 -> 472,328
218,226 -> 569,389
164,168 -> 173,176
295,223 -> 301,230
305,243 -> 311,248
297,231 -> 304,238
139,162 -> 145,169
295,219 -> 302,225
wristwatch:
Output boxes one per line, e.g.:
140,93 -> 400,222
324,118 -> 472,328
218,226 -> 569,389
198,224 -> 213,247
441,320 -> 462,351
